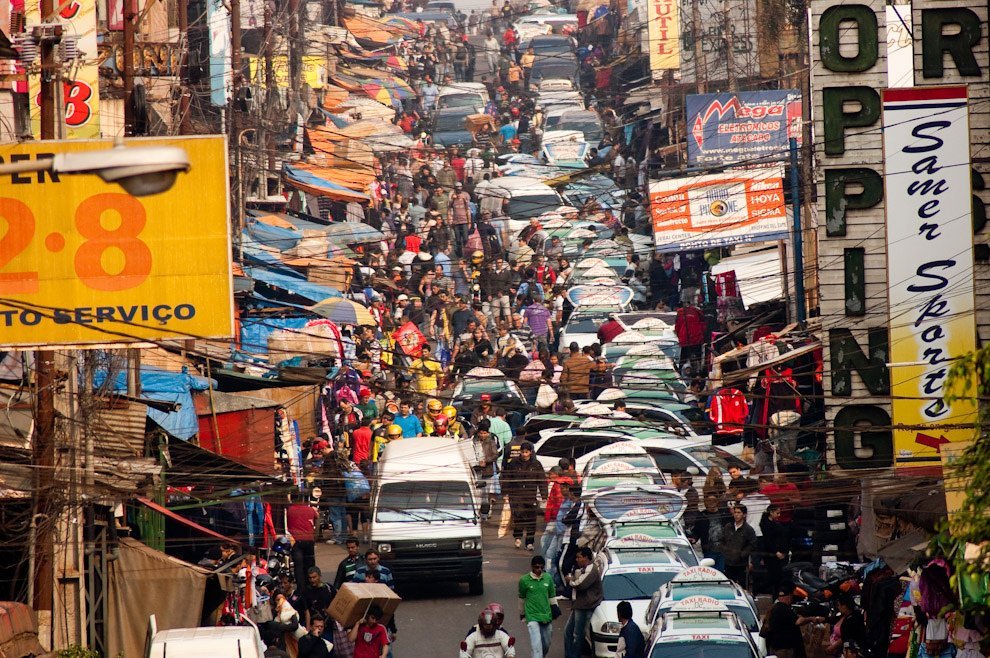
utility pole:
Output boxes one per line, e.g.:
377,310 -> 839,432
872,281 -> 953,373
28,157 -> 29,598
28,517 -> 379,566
33,0 -> 57,624
691,0 -> 706,94
230,0 -> 243,229
123,0 -> 136,134
789,136 -> 807,323
722,0 -> 735,91
178,0 -> 192,134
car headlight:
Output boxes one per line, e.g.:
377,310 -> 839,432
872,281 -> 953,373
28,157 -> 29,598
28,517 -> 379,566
377,543 -> 392,554
600,621 -> 621,634
461,539 -> 479,550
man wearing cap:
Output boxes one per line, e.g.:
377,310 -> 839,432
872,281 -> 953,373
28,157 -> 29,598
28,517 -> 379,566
450,181 -> 473,257
502,441 -> 548,551
764,587 -> 825,658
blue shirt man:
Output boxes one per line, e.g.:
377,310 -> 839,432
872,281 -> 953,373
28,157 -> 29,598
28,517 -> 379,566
352,550 -> 396,590
393,403 -> 423,437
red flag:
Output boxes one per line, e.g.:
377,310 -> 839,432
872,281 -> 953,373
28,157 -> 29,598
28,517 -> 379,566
392,321 -> 427,358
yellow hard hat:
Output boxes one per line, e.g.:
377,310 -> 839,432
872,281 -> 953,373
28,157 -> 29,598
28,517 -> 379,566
471,250 -> 484,264
387,424 -> 403,438
427,398 -> 443,413
442,405 -> 458,421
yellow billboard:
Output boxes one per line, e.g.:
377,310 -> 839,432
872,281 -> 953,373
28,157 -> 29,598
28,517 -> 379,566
26,0 -> 101,138
0,136 -> 234,347
648,0 -> 680,74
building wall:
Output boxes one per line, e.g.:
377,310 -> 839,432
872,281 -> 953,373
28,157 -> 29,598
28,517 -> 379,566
812,0 -> 989,470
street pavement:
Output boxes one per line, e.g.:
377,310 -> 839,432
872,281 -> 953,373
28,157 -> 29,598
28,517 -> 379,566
315,517 -> 568,658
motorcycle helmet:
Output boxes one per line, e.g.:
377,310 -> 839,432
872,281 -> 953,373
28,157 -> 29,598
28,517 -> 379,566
432,414 -> 449,436
427,398 -> 443,416
442,405 -> 458,421
271,536 -> 291,555
387,424 -> 403,439
471,250 -> 484,265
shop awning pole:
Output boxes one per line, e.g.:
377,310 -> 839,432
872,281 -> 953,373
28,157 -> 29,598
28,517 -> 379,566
789,137 -> 807,323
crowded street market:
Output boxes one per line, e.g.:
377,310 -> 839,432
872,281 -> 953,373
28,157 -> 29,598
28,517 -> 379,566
0,0 -> 987,655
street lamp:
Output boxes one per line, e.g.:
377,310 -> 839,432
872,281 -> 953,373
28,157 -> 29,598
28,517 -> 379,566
0,144 -> 190,196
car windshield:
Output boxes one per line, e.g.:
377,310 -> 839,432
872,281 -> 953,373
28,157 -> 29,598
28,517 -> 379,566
440,94 -> 482,108
507,194 -> 561,218
651,640 -> 753,658
461,378 -> 512,396
557,119 -> 603,142
603,571 -> 678,599
564,316 -> 603,333
376,480 -> 474,522
685,445 -> 751,472
435,113 -> 469,132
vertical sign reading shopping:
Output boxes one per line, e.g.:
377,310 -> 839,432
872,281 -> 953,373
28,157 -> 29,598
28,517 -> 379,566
648,0 -> 680,76
26,0 -> 101,138
882,86 -> 978,468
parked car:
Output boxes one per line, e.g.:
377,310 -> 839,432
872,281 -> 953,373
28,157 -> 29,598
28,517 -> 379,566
646,596 -> 764,658
430,107 -> 476,149
647,566 -> 766,655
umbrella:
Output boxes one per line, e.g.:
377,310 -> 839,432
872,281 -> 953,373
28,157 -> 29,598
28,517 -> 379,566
310,298 -> 376,326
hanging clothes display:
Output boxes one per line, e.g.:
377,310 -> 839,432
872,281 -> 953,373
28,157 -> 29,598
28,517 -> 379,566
709,388 -> 748,437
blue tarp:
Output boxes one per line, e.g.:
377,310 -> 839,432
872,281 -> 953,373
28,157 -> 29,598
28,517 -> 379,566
283,165 -> 371,202
243,266 -> 341,303
240,230 -> 293,273
240,317 -> 311,356
94,366 -> 214,440
245,220 -> 301,251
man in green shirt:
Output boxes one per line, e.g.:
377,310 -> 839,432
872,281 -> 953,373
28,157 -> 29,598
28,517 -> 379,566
518,555 -> 561,658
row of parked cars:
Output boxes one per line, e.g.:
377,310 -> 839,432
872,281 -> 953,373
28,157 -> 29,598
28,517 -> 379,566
572,475 -> 766,658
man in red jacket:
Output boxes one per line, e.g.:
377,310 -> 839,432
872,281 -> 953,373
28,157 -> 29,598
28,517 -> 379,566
674,304 -> 706,375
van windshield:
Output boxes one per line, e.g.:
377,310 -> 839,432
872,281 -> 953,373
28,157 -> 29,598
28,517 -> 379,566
377,480 -> 475,523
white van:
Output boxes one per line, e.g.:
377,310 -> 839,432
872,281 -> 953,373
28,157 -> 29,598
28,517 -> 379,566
371,437 -> 484,594
145,615 -> 266,658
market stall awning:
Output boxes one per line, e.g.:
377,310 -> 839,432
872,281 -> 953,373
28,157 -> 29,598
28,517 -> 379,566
137,497 -> 238,544
342,14 -> 414,45
283,164 -> 371,202
162,438 -> 283,491
293,162 -> 376,192
244,266 -> 343,303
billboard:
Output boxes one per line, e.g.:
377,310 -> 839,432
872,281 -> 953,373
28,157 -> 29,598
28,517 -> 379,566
26,0 -> 101,138
647,0 -> 680,75
882,86 -> 977,468
649,167 -> 788,252
0,136 -> 234,347
686,91 -> 802,166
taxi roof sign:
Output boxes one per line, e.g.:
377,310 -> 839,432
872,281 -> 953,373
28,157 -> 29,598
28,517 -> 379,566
670,596 -> 730,613
591,461 -> 640,475
607,533 -> 671,547
672,566 -> 732,584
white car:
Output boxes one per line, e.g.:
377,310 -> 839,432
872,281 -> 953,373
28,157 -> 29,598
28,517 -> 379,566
647,596 -> 764,658
574,396 -> 716,439
580,442 -> 668,493
647,566 -> 766,656
538,78 -> 575,92
588,543 -> 691,658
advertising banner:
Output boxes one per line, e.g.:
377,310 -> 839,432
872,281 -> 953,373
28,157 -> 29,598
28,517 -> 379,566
207,0 -> 232,106
686,91 -> 802,166
0,136 -> 234,347
26,0 -> 101,138
882,86 -> 977,468
649,167 -> 788,252
647,0 -> 679,75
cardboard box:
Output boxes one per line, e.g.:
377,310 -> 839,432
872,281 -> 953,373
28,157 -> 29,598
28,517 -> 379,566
328,583 -> 401,628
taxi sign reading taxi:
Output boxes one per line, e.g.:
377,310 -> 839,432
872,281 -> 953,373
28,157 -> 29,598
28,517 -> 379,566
0,136 -> 234,347
671,596 -> 728,612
